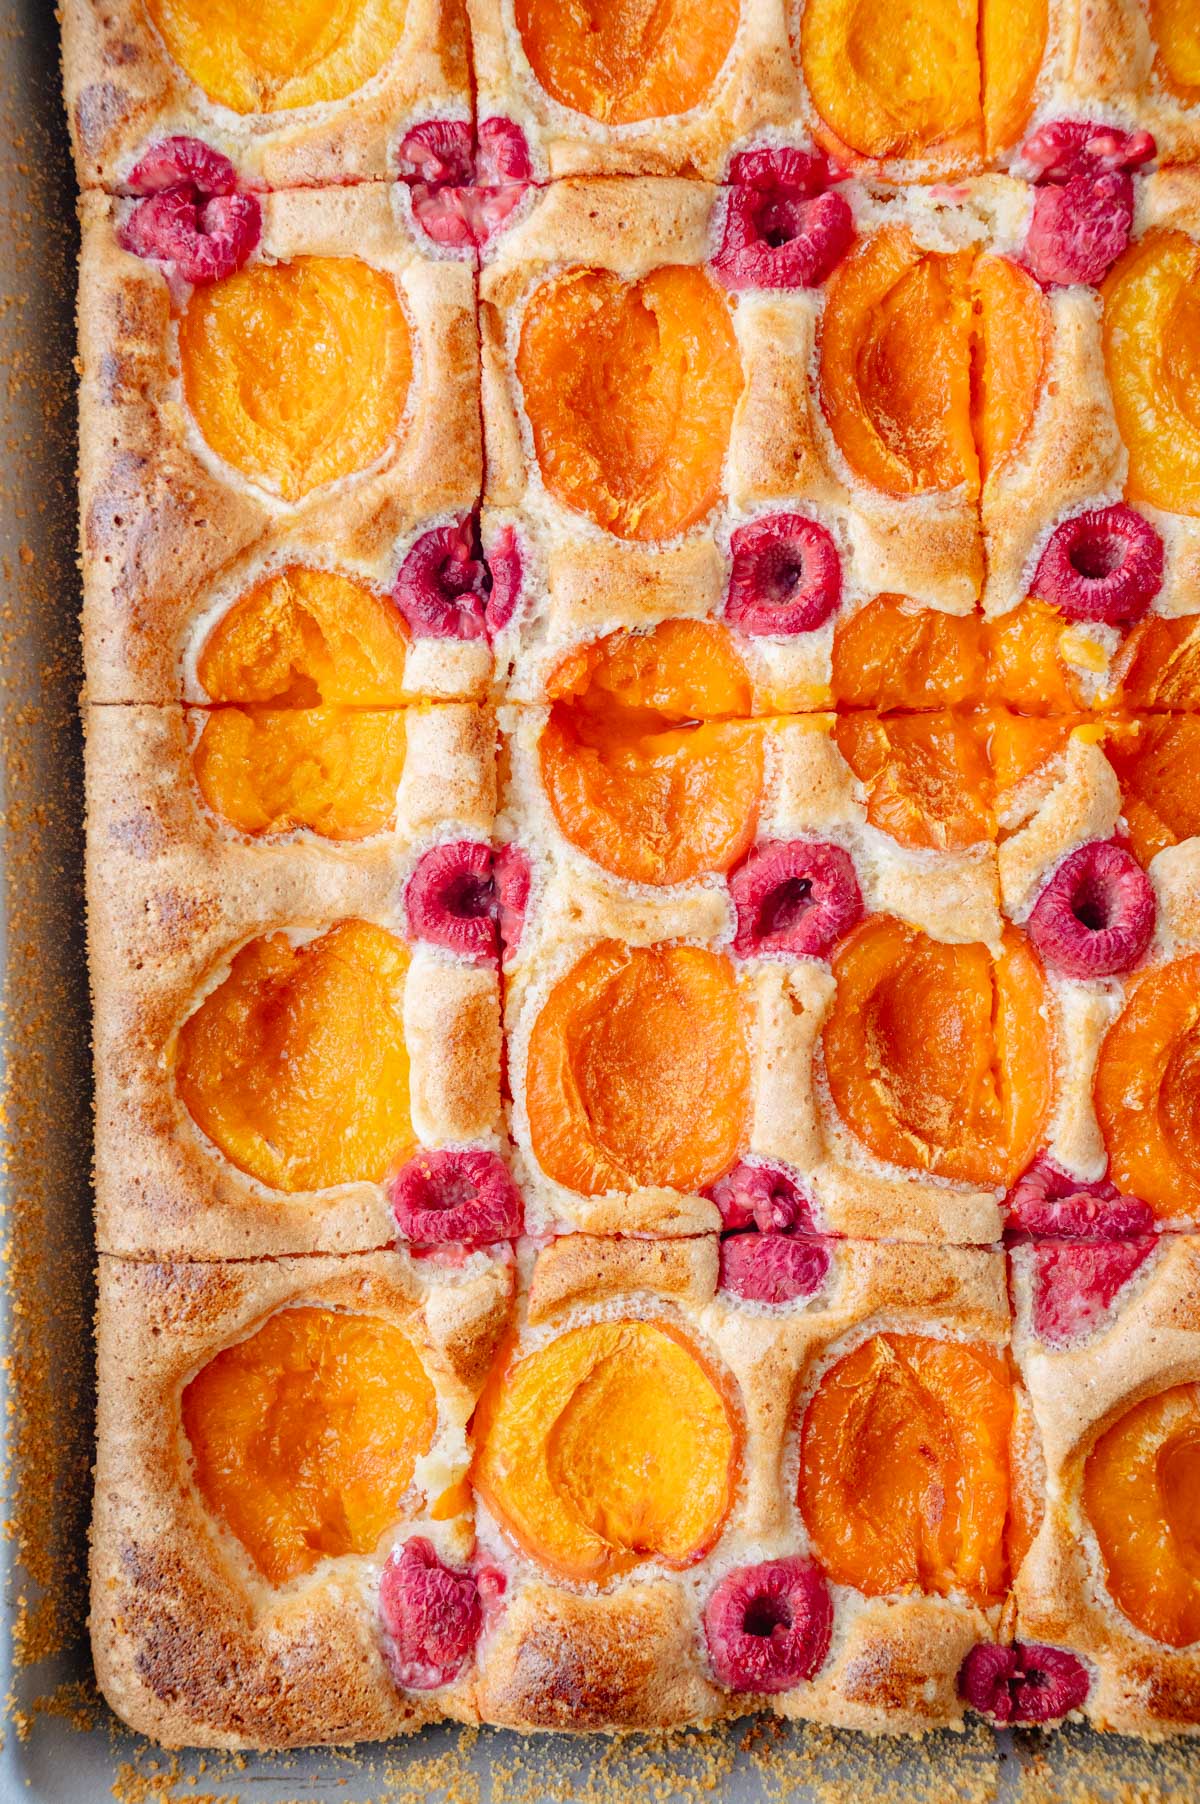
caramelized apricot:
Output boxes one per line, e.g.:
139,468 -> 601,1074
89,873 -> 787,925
1104,714 -> 1200,865
831,595 -> 985,710
1085,1383 -> 1200,1646
973,254 -> 1048,478
834,711 -> 993,849
1150,0 -> 1200,100
984,708 -> 1074,802
524,940 -> 749,1194
472,1319 -> 737,1583
820,229 -> 978,497
512,0 -> 739,124
176,920 -> 413,1191
540,620 -> 763,884
180,258 -> 411,502
192,705 -> 407,840
800,0 -> 981,165
1104,231 -> 1200,518
196,566 -> 410,705
823,917 -> 1052,1185
982,600 -> 1087,714
143,0 -> 409,114
980,0 -> 1048,157
1095,953 -> 1200,1221
517,266 -> 742,540
799,1333 -> 1012,1602
183,1305 -> 435,1587
1114,615 -> 1200,710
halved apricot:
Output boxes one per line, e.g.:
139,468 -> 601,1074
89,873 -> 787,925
980,0 -> 1048,158
1112,614 -> 1200,710
513,0 -> 739,124
183,1305 -> 435,1587
1104,713 -> 1200,866
1103,231 -> 1200,518
1095,954 -> 1200,1221
799,1332 -> 1012,1601
192,705 -> 407,840
823,916 -> 1052,1185
525,940 -> 749,1194
1150,0 -> 1200,100
834,711 -> 993,849
982,599 -> 1089,715
516,266 -> 743,541
472,1319 -> 737,1583
973,254 -> 1048,479
983,707 -> 1075,803
831,594 -> 986,710
180,258 -> 411,502
176,920 -> 413,1191
820,228 -> 978,497
1085,1383 -> 1200,1646
540,619 -> 763,885
143,0 -> 409,113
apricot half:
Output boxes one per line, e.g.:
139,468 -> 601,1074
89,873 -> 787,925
830,594 -> 985,710
513,0 -> 739,124
1150,0 -> 1200,100
1114,615 -> 1200,711
180,258 -> 411,502
834,711 -> 993,850
823,917 -> 1052,1186
799,1332 -> 1012,1601
1085,1383 -> 1200,1647
525,940 -> 749,1193
1095,953 -> 1200,1221
982,600 -> 1088,715
973,254 -> 1048,479
183,1305 -> 435,1587
1104,714 -> 1200,866
176,920 -> 413,1191
540,619 -> 763,885
143,0 -> 409,114
472,1319 -> 737,1583
517,266 -> 742,541
193,705 -> 407,840
1104,231 -> 1200,518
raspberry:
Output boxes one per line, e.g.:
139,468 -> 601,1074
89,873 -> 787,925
1029,1238 -> 1155,1344
1005,1154 -> 1154,1238
1021,121 -> 1154,288
704,1557 -> 833,1693
729,839 -> 863,960
492,842 -> 531,961
719,1233 -> 831,1305
398,117 -> 531,250
1032,504 -> 1164,625
406,840 -> 501,962
394,522 -> 489,641
706,1160 -> 817,1233
1026,840 -> 1156,979
121,186 -> 260,287
959,1641 -> 1091,1725
713,147 -> 853,291
1021,121 -> 1156,184
126,136 -> 238,197
379,1538 -> 482,1690
725,515 -> 843,636
483,525 -> 523,638
467,118 -> 534,245
389,1148 -> 523,1245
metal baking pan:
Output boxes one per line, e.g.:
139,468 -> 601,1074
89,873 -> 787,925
1,2 -> 1198,1796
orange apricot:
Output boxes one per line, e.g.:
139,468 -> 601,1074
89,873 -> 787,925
1112,614 -> 1200,710
143,0 -> 409,113
834,711 -> 994,850
176,920 -> 413,1191
1094,953 -> 1200,1221
799,1332 -> 1012,1602
982,599 -> 1089,714
1103,230 -> 1200,518
823,916 -> 1052,1186
983,707 -> 1075,804
192,705 -> 407,840
183,1305 -> 435,1587
472,1319 -> 737,1583
1150,0 -> 1200,100
1084,1383 -> 1200,1646
517,266 -> 743,541
830,594 -> 986,710
524,940 -> 749,1194
540,619 -> 763,885
973,254 -> 1049,479
180,258 -> 411,502
513,0 -> 739,125
196,566 -> 410,706
980,0 -> 1048,158
1103,713 -> 1200,866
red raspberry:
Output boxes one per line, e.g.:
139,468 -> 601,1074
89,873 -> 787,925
1026,840 -> 1156,979
467,118 -> 534,246
121,135 -> 261,288
398,117 -> 532,250
1021,120 -> 1156,184
394,522 -> 490,641
405,840 -> 529,964
1032,504 -> 1163,625
729,839 -> 863,960
1028,1238 -> 1155,1345
379,1538 -> 482,1690
1021,121 -> 1154,288
704,1557 -> 833,1693
1005,1154 -> 1153,1238
959,1641 -> 1091,1724
482,525 -> 523,637
389,1148 -> 523,1245
713,147 -> 853,291
725,515 -> 843,636
492,842 -> 531,961
126,136 -> 238,197
706,1160 -> 817,1232
719,1233 -> 831,1305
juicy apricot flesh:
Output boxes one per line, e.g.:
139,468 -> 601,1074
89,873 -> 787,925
823,916 -> 1052,1186
525,940 -> 749,1194
183,1305 -> 435,1587
982,600 -> 1091,716
176,920 -> 413,1192
143,0 -> 409,114
831,595 -> 985,710
180,258 -> 410,502
193,707 -> 408,841
1104,714 -> 1200,866
1104,231 -> 1200,519
835,711 -> 994,850
1085,1383 -> 1200,1647
196,566 -> 411,705
1150,0 -> 1200,99
513,0 -> 739,124
540,619 -> 763,885
1095,953 -> 1200,1222
1115,616 -> 1200,711
800,1333 -> 1012,1601
472,1319 -> 737,1583
517,266 -> 742,541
